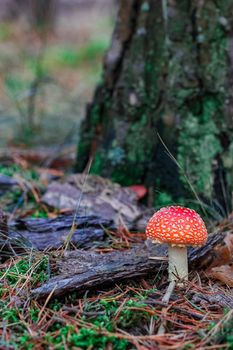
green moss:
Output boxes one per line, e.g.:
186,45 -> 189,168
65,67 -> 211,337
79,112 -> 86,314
126,114 -> 154,163
90,104 -> 102,125
110,164 -> 143,185
223,141 -> 233,188
175,9 -> 229,198
90,149 -> 105,175
107,144 -> 126,166
43,39 -> 109,69
154,191 -> 173,207
2,255 -> 49,286
178,114 -> 222,195
45,325 -> 129,350
206,27 -> 228,89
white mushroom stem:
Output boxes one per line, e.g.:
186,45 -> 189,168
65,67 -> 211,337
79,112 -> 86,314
168,245 -> 188,282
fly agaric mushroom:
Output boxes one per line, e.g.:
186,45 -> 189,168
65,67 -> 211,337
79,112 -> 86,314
146,206 -> 208,282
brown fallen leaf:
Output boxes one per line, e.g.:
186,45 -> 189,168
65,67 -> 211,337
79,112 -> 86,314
204,232 -> 233,286
208,265 -> 233,287
208,232 -> 233,268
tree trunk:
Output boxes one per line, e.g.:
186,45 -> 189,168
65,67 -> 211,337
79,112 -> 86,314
77,0 -> 233,212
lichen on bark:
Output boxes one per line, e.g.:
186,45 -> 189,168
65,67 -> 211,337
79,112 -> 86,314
175,2 -> 232,200
178,114 -> 222,195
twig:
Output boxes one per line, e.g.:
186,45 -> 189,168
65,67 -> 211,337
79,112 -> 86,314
157,280 -> 176,335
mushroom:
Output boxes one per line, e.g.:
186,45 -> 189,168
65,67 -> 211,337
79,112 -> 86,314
146,206 -> 208,283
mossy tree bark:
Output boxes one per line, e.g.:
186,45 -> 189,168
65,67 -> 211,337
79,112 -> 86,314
77,0 -> 233,212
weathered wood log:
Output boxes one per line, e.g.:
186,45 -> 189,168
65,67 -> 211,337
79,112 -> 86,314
32,232 -> 227,298
3,215 -> 114,252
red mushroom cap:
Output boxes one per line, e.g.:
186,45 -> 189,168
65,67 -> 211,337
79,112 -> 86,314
146,206 -> 208,246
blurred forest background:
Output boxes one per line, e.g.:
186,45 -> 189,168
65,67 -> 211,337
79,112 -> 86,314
0,0 -> 116,146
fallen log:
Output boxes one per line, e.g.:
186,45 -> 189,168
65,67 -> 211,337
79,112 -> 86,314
3,215 -> 114,252
32,231 -> 227,298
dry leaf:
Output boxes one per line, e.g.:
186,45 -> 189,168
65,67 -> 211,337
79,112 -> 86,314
208,232 -> 233,268
208,265 -> 233,287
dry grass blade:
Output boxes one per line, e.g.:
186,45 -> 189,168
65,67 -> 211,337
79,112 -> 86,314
157,132 -> 208,218
63,159 -> 93,251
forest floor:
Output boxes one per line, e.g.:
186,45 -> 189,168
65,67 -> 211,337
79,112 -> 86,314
0,154 -> 233,350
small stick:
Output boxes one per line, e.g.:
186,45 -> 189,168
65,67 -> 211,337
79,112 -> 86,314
162,280 -> 176,304
157,280 -> 176,335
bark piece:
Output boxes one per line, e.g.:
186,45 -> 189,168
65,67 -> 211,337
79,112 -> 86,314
32,232 -> 226,298
6,215 -> 114,251
192,287 -> 233,309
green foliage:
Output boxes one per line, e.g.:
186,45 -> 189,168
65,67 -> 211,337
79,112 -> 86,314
0,22 -> 11,40
5,74 -> 30,98
0,164 -> 39,181
44,39 -> 109,69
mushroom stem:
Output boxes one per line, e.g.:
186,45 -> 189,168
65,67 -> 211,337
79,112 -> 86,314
168,245 -> 188,282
